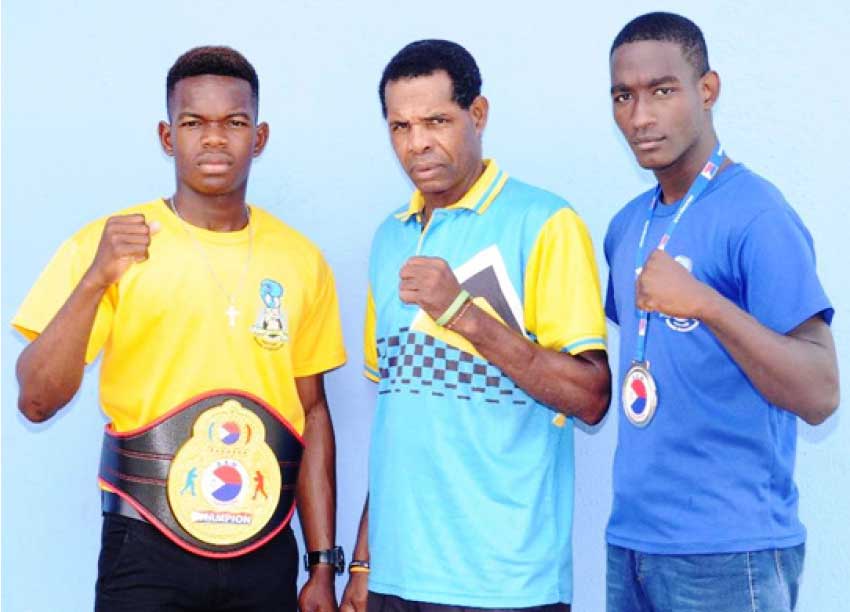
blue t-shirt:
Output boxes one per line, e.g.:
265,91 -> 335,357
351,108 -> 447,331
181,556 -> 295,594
364,161 -> 607,606
604,163 -> 833,554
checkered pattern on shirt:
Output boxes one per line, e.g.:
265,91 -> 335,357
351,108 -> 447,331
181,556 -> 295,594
376,327 -> 529,405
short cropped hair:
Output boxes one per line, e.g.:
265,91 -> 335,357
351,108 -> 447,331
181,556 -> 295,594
611,12 -> 710,77
166,46 -> 259,116
378,39 -> 482,117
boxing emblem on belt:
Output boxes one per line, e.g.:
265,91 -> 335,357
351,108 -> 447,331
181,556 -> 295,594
167,399 -> 282,545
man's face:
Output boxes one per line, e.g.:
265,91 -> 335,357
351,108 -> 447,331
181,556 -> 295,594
610,40 -> 712,171
384,70 -> 486,203
160,75 -> 268,196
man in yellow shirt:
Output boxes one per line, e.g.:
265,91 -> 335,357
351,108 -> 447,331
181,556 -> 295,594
13,46 -> 345,611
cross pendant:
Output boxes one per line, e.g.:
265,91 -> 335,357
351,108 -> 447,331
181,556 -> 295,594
226,304 -> 240,328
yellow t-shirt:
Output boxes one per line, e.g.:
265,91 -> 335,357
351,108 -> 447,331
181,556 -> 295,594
13,199 -> 346,433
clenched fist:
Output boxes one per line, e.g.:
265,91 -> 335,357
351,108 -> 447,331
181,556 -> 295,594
84,214 -> 160,290
636,249 -> 713,319
339,572 -> 368,612
399,256 -> 462,320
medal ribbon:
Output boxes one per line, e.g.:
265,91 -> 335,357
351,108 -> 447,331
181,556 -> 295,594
632,143 -> 726,364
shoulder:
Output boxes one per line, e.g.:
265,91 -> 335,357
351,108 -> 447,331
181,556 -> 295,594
249,206 -> 335,281
711,165 -> 793,217
493,177 -> 589,240
376,203 -> 409,237
606,187 -> 654,243
250,205 -> 324,255
711,165 -> 809,236
499,176 -> 575,217
67,199 -> 165,250
367,203 -> 412,260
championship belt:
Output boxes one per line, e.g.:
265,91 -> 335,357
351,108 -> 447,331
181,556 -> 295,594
98,390 -> 303,558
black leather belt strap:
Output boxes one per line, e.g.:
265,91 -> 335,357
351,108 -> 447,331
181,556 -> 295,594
102,489 -> 144,521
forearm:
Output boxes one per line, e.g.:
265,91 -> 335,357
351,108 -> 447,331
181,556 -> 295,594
451,304 -> 611,424
698,286 -> 839,424
351,495 -> 369,561
296,399 -> 337,555
16,274 -> 106,422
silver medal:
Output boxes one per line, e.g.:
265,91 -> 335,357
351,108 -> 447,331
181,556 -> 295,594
622,362 -> 658,427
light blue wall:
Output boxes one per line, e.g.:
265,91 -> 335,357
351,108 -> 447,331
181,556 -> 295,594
2,1 -> 847,610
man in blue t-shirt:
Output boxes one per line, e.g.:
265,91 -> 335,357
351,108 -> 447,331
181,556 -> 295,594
604,12 -> 839,612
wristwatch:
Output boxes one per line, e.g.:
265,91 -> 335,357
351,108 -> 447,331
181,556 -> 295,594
303,546 -> 345,574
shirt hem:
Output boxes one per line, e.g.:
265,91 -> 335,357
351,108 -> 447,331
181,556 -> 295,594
606,530 -> 806,554
368,579 -> 567,607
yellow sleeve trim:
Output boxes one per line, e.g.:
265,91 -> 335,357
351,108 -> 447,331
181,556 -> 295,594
562,336 -> 607,355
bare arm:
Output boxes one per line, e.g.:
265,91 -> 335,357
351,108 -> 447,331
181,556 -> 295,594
399,257 -> 611,425
16,215 -> 156,422
452,306 -> 610,424
295,373 -> 339,612
698,293 -> 837,424
340,496 -> 369,612
638,249 -> 839,425
16,277 -> 105,422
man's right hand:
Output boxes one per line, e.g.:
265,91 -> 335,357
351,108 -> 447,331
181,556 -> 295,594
84,214 -> 160,289
339,573 -> 368,612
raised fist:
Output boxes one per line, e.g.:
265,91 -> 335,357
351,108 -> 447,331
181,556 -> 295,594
84,214 -> 160,289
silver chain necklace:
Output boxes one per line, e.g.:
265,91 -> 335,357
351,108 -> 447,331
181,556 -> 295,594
166,197 -> 254,328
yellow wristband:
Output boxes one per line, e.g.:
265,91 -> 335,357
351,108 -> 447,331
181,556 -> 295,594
349,560 -> 371,574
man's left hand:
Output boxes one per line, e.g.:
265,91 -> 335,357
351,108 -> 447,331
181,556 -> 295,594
399,256 -> 462,320
636,249 -> 714,319
298,566 -> 338,612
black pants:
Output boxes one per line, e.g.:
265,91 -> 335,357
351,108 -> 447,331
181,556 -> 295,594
368,592 -> 571,612
95,513 -> 299,611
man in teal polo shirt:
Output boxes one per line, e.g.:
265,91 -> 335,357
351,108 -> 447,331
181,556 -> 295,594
340,39 -> 611,612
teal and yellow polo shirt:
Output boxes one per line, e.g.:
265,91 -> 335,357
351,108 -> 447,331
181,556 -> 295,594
364,161 -> 606,607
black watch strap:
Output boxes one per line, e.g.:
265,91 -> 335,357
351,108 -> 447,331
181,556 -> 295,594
303,546 -> 345,575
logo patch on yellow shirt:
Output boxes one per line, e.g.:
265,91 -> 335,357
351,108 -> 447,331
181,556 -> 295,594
251,278 -> 288,350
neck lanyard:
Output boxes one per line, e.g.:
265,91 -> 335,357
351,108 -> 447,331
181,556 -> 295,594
632,144 -> 726,364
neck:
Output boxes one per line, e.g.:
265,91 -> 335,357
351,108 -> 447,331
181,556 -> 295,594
171,185 -> 249,231
421,160 -> 486,225
655,132 -> 719,204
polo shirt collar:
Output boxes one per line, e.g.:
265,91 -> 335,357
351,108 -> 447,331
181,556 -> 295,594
395,159 -> 508,222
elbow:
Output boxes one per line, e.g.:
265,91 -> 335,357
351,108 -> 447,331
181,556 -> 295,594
574,366 -> 612,426
16,357 -> 75,424
800,380 -> 840,426
18,396 -> 57,423
17,387 -> 69,423
580,388 -> 612,426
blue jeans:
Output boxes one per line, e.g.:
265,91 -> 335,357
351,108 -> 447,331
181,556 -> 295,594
606,543 -> 804,612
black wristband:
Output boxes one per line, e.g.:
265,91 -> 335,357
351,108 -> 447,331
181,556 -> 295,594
303,546 -> 345,575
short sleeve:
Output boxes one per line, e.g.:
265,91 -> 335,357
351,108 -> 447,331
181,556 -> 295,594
603,215 -> 621,325
736,207 -> 833,333
604,273 -> 618,325
291,258 -> 347,377
363,285 -> 380,382
524,207 -> 607,354
11,232 -> 114,364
